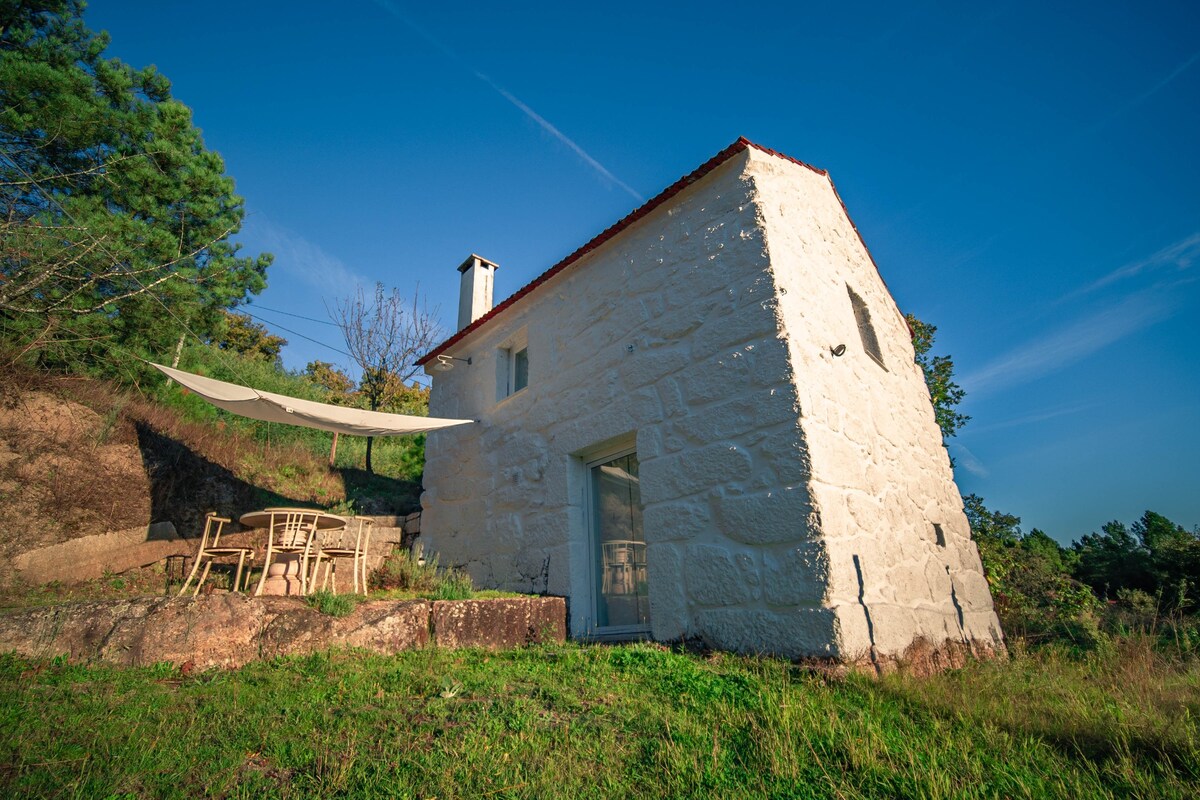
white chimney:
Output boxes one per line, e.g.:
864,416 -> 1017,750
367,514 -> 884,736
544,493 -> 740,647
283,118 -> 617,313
457,254 -> 499,331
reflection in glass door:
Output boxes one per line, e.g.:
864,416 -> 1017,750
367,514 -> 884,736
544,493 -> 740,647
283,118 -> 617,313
590,450 -> 649,631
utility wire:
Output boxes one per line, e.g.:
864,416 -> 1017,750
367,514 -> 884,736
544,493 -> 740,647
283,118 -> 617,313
239,310 -> 353,359
245,304 -> 339,327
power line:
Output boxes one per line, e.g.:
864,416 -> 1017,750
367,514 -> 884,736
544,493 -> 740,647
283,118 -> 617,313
245,304 -> 339,327
239,310 -> 353,359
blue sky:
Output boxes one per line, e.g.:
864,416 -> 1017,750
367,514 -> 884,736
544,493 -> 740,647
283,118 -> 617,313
86,1 -> 1199,542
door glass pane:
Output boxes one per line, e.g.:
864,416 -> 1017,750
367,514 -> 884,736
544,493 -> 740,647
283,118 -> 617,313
591,451 -> 649,629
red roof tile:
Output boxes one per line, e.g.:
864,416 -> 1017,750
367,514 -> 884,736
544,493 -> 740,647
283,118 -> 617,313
418,137 -> 883,365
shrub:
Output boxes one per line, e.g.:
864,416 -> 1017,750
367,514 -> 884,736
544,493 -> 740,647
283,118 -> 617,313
371,547 -> 475,599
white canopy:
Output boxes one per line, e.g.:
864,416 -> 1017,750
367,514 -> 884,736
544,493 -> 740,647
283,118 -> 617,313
152,363 -> 472,437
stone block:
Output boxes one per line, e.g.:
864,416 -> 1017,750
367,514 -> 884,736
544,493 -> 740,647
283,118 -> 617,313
684,544 -> 757,606
640,443 -> 753,502
694,607 -> 838,659
715,486 -> 815,545
647,544 -> 688,640
431,598 -> 567,649
756,428 -> 810,485
643,500 -> 710,543
692,297 -> 781,359
13,521 -> 184,585
763,542 -> 830,605
675,352 -> 752,407
671,392 -> 794,446
620,347 -> 690,389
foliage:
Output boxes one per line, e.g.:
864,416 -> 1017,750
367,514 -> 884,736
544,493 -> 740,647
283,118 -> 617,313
966,494 -> 1101,645
329,282 -> 441,473
2,639 -> 1199,798
965,494 -> 1200,650
906,313 -> 969,440
371,547 -> 475,599
0,0 -> 270,379
1074,511 -> 1200,613
304,359 -> 354,398
215,311 -> 286,362
304,590 -> 357,618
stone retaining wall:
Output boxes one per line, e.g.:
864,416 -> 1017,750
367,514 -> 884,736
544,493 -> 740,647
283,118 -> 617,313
0,594 -> 564,670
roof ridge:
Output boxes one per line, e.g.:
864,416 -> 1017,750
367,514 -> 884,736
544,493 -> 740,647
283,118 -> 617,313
418,138 -> 839,366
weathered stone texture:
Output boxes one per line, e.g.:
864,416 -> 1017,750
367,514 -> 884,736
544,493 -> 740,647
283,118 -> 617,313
0,595 -> 567,669
431,597 -> 566,649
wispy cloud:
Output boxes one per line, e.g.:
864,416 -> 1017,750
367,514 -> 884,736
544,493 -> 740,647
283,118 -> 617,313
1088,49 -> 1200,134
948,443 -> 988,478
246,217 -> 369,297
961,289 -> 1176,396
1085,231 -> 1200,292
967,402 -> 1096,434
371,0 -> 643,202
472,72 -> 645,201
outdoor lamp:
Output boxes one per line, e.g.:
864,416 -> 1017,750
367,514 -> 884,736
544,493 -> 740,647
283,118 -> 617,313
433,354 -> 472,372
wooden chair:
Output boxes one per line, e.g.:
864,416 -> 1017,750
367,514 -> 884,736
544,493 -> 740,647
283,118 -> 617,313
311,518 -> 375,595
252,509 -> 322,596
178,513 -> 255,596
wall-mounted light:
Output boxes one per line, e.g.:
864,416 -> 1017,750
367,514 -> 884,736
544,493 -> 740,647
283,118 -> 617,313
433,354 -> 472,372
831,344 -> 846,357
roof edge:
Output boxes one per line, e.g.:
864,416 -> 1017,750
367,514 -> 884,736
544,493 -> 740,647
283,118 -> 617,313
418,137 -> 829,366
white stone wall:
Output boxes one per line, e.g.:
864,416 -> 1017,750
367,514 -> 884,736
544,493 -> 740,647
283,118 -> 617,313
422,146 -> 1002,659
745,148 -> 1002,656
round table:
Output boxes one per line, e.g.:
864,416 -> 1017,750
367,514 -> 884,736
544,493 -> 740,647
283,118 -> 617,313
238,508 -> 348,531
238,508 -> 348,595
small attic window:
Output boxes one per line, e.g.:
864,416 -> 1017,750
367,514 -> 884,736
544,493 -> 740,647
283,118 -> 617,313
847,286 -> 886,369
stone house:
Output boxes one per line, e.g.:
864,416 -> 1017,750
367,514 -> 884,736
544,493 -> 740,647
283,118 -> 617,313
416,138 -> 1003,661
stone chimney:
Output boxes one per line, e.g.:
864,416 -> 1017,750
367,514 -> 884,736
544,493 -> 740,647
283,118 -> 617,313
457,254 -> 499,331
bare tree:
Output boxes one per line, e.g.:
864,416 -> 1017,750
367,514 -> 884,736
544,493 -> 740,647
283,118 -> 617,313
329,283 -> 442,473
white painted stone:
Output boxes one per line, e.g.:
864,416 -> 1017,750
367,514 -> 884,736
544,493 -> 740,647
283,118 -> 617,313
684,544 -> 758,606
714,486 -> 816,545
642,500 -> 710,544
762,542 -> 830,606
421,145 -> 1002,659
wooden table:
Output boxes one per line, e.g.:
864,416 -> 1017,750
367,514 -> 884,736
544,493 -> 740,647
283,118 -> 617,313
238,508 -> 348,595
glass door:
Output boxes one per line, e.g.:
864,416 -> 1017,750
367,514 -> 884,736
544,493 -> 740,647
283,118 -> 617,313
589,449 -> 649,633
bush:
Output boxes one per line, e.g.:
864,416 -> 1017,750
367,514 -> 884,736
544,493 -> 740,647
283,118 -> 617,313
371,547 -> 475,599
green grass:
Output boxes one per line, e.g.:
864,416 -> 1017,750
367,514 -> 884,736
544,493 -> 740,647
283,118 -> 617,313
1,638 -> 1197,798
304,590 -> 358,618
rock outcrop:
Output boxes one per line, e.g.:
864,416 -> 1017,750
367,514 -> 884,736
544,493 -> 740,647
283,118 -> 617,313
0,594 -> 566,670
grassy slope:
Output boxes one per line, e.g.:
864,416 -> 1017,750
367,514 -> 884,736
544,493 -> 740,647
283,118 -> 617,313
1,639 -> 1197,799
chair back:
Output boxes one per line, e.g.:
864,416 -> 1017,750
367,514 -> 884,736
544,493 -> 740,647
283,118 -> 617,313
200,513 -> 231,550
321,517 -> 374,551
268,510 -> 320,549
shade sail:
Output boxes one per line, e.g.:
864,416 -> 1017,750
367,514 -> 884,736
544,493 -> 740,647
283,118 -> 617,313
152,363 -> 472,437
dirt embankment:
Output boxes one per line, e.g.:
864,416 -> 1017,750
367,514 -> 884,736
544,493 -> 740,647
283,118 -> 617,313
0,363 -> 354,586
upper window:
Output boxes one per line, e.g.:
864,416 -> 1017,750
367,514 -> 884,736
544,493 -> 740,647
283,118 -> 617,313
511,347 -> 529,393
847,286 -> 886,369
497,327 -> 530,400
